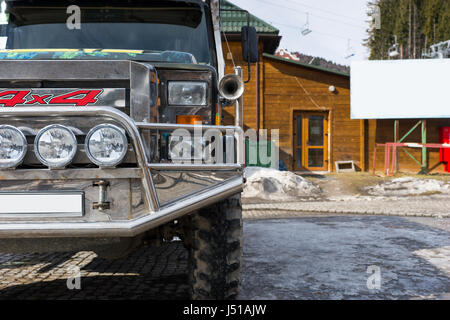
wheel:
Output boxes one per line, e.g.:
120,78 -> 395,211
187,193 -> 243,300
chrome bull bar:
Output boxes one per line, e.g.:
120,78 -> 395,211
137,122 -> 245,171
0,107 -> 244,238
0,106 -> 160,212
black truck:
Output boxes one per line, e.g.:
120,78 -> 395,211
0,0 -> 256,299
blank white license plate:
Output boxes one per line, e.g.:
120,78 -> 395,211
0,192 -> 84,217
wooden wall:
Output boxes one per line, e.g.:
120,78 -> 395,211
221,40 -> 361,172
368,119 -> 450,174
261,57 -> 359,172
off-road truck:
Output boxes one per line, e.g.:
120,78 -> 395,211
0,0 -> 257,299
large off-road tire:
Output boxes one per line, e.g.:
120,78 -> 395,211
188,193 -> 243,300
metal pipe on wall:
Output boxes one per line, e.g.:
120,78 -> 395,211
234,66 -> 244,129
256,59 -> 260,138
234,66 -> 245,165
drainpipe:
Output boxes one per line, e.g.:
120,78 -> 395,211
234,67 -> 244,129
256,59 -> 260,140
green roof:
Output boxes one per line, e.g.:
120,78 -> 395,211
263,53 -> 350,77
220,0 -> 279,35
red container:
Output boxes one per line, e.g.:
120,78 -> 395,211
439,127 -> 450,172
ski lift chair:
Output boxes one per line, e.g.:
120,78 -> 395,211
388,44 -> 399,58
388,35 -> 400,58
301,13 -> 312,36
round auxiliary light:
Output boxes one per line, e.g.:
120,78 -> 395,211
0,125 -> 27,169
34,125 -> 77,168
85,124 -> 128,167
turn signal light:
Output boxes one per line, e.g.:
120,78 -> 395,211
176,115 -> 202,125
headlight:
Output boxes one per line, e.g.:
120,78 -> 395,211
168,81 -> 208,106
0,125 -> 27,169
34,125 -> 77,168
85,124 -> 128,167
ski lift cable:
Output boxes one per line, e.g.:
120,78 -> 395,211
258,0 -> 365,30
283,0 -> 366,23
268,19 -> 357,42
269,18 -> 358,59
263,0 -> 365,29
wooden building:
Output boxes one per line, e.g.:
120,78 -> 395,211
368,119 -> 450,174
220,0 -> 450,173
220,1 -> 358,172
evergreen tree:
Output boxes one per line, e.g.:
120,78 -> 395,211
366,0 -> 450,60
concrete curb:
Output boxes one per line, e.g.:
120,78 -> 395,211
242,202 -> 450,219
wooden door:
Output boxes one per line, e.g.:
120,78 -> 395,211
293,112 -> 328,171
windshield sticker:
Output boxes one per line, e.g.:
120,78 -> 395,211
0,49 -> 196,63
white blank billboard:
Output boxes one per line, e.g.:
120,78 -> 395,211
351,59 -> 450,119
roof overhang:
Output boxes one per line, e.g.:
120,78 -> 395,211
263,53 -> 350,78
221,33 -> 281,55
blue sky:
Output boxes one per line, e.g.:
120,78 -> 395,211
229,0 -> 371,66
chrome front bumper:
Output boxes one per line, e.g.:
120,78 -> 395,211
0,176 -> 243,238
0,107 -> 244,238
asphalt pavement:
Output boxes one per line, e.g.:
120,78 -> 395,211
240,215 -> 450,300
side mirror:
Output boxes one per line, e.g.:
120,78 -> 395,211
241,26 -> 258,63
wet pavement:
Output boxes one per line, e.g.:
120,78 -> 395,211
0,215 -> 449,300
241,216 -> 450,300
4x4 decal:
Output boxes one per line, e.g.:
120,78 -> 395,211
0,89 -> 103,107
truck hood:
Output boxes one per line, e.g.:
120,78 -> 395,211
0,49 -> 198,64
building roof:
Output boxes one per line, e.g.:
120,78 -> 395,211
263,53 -> 350,78
220,0 -> 279,35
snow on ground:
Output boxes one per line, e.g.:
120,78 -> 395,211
243,167 -> 321,200
363,177 -> 450,196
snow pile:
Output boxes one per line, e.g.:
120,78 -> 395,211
364,177 -> 450,196
243,167 -> 321,200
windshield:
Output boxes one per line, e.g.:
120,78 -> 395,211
2,0 -> 213,65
